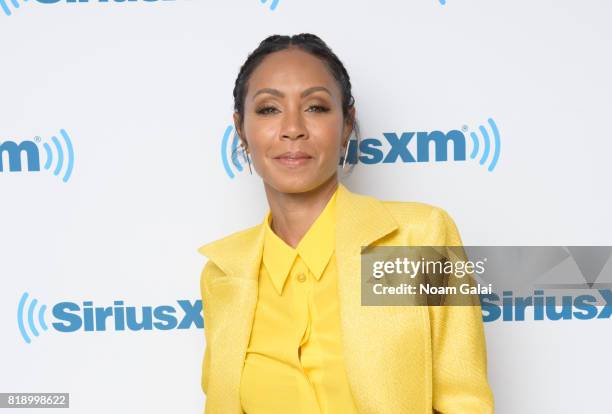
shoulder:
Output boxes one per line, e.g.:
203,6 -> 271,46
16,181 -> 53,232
377,198 -> 463,246
381,199 -> 443,222
380,198 -> 456,227
196,221 -> 261,267
196,222 -> 262,288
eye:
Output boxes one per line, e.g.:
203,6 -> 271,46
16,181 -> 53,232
307,105 -> 330,113
255,105 -> 330,115
256,106 -> 279,115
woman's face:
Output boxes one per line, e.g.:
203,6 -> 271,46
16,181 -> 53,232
235,47 -> 354,194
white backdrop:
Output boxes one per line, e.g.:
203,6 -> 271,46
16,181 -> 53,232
1,1 -> 611,413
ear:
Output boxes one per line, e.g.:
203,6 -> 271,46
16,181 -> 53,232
342,106 -> 356,146
233,112 -> 246,147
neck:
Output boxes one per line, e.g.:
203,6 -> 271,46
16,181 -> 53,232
264,175 -> 339,248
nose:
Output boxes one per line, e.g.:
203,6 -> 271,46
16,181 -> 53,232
280,107 -> 308,141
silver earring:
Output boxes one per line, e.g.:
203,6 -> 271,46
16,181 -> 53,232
341,139 -> 351,171
241,143 -> 253,175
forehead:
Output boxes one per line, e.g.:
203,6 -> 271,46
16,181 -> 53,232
247,48 -> 340,96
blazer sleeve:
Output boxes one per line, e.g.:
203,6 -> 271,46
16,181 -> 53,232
199,260 -> 213,396
428,208 -> 495,414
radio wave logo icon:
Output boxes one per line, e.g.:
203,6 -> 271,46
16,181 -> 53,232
17,292 -> 48,344
0,128 -> 75,182
40,129 -> 75,182
0,0 -> 28,17
221,125 -> 250,179
260,0 -> 280,11
467,118 -> 501,172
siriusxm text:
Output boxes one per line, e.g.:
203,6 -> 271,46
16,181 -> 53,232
481,289 -> 611,322
51,300 -> 202,332
346,130 -> 466,164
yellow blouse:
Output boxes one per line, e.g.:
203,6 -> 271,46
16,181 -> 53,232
239,187 -> 358,414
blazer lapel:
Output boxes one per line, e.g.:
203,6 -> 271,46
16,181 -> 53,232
197,183 -> 399,414
197,221 -> 265,414
335,183 -> 400,412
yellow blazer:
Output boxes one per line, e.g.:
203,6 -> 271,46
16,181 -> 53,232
197,183 -> 494,414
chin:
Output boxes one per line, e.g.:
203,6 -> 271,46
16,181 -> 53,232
267,175 -> 324,194
272,172 -> 339,195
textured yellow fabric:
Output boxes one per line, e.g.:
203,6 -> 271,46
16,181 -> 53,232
239,187 -> 358,414
198,183 -> 494,414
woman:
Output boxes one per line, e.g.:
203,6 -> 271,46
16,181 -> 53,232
198,33 -> 494,414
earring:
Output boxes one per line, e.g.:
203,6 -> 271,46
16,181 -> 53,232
341,138 -> 351,171
241,143 -> 253,175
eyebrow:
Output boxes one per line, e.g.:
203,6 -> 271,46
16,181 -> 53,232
252,86 -> 331,100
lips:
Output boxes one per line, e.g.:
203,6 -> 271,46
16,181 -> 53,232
274,151 -> 313,159
273,151 -> 314,167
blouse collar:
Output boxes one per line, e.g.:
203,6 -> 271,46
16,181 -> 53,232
262,187 -> 338,295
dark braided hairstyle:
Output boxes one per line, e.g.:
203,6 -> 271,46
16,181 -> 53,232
232,33 -> 360,171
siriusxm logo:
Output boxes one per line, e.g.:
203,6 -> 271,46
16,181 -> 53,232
0,129 -> 75,182
339,118 -> 500,171
1,0 -> 174,17
17,292 -> 203,344
481,289 -> 612,322
220,118 -> 501,178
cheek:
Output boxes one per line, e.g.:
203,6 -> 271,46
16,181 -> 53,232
243,119 -> 276,152
313,122 -> 344,156
307,113 -> 343,139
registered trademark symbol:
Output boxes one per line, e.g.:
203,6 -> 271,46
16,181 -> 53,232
34,136 -> 41,142
462,125 -> 468,132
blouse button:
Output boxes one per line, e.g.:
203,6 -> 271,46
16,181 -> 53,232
296,272 -> 307,283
